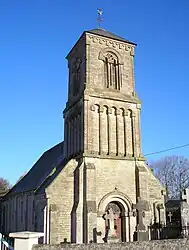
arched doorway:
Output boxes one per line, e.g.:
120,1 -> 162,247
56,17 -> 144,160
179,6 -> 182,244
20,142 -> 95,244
104,201 -> 126,242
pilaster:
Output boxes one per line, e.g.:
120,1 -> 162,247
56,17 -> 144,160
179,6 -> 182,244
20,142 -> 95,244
107,109 -> 112,155
135,162 -> 149,201
131,111 -> 137,157
85,163 -> 97,243
84,97 -> 89,153
136,104 -> 142,157
99,106 -> 104,155
123,111 -> 128,156
116,109 -> 123,156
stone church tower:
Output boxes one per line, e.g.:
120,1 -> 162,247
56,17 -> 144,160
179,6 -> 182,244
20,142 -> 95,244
0,28 -> 166,244
46,28 -> 165,243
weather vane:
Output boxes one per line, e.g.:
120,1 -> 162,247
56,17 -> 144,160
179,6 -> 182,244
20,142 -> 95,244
97,8 -> 103,29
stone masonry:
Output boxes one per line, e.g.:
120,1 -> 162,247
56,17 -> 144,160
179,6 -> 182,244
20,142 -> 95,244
33,239 -> 189,250
44,29 -> 166,244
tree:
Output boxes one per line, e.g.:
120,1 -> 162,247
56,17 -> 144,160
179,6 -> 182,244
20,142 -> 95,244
0,177 -> 11,196
150,156 -> 189,200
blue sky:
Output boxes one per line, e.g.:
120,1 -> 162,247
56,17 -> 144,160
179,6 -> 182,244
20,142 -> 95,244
0,0 -> 189,185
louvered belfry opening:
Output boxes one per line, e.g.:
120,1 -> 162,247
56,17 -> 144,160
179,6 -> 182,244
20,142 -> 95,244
104,52 -> 121,90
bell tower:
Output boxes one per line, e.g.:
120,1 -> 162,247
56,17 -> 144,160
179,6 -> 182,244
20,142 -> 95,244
59,28 -> 165,244
63,28 -> 142,160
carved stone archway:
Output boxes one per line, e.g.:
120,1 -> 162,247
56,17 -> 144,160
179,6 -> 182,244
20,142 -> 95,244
97,191 -> 133,242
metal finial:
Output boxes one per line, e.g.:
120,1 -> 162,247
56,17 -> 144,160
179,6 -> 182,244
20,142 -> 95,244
97,8 -> 103,29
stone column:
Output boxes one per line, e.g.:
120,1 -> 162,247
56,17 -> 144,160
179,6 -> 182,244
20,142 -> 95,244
110,108 -> 117,155
91,105 -> 100,154
101,107 -> 108,155
107,109 -> 112,155
116,64 -> 119,89
123,111 -> 128,156
117,109 -> 125,156
99,106 -> 104,155
118,64 -> 122,89
115,109 -> 120,155
125,215 -> 130,242
131,111 -> 137,157
107,63 -> 111,87
9,232 -> 44,250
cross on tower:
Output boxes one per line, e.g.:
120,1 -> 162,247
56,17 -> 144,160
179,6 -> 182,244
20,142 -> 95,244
97,8 -> 103,29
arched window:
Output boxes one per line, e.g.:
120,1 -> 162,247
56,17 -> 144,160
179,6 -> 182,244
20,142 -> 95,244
99,49 -> 123,91
104,52 -> 120,90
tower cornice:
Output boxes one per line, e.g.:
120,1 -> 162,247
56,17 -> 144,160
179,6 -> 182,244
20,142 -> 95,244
86,32 -> 136,57
84,88 -> 141,105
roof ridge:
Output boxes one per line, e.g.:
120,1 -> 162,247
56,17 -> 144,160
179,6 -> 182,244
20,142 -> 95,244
5,142 -> 64,197
87,28 -> 137,46
44,141 -> 63,154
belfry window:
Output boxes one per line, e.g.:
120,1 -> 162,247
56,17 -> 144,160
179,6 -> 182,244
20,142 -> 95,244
104,52 -> 121,90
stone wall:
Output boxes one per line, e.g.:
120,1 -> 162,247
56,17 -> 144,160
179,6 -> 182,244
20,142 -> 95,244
33,239 -> 189,250
45,159 -> 78,244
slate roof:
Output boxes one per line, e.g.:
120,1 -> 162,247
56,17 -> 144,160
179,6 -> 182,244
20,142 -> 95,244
7,142 -> 64,195
87,28 -> 137,45
66,28 -> 137,59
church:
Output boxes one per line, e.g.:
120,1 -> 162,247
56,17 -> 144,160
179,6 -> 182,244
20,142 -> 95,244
0,27 -> 165,244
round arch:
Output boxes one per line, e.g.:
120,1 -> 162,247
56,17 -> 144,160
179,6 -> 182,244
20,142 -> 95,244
97,191 -> 133,216
98,47 -> 124,65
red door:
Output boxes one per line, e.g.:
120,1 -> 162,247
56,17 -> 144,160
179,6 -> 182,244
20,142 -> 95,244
115,216 -> 121,240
